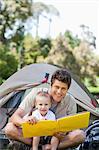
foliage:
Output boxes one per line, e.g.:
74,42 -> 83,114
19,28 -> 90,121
45,34 -> 81,79
64,30 -> 80,49
38,38 -> 52,58
73,41 -> 99,85
0,0 -> 34,70
85,76 -> 99,86
23,36 -> 52,65
0,1 -> 98,88
38,38 -> 52,49
80,24 -> 96,48
0,0 -> 33,43
0,0 -> 59,70
45,32 -> 98,86
88,86 -> 99,94
23,36 -> 39,65
0,43 -> 18,84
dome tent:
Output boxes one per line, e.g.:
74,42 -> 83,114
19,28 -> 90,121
0,63 -> 99,149
0,63 -> 99,130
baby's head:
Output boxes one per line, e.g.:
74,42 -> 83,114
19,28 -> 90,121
35,91 -> 51,116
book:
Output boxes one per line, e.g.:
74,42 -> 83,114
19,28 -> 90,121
22,111 -> 90,138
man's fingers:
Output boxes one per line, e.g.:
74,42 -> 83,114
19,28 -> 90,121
53,132 -> 67,140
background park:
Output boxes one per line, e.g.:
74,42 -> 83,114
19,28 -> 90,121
0,0 -> 99,100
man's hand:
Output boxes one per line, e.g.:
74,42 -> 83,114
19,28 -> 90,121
23,115 -> 38,125
53,132 -> 67,141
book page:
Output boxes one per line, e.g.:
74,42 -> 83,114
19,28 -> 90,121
57,112 -> 90,132
22,120 -> 58,138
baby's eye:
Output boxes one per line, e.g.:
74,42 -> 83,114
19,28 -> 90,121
39,104 -> 42,106
45,104 -> 48,106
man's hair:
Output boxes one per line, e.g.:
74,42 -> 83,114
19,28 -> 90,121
51,69 -> 71,89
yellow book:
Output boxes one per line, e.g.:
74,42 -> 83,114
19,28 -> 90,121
22,111 -> 90,138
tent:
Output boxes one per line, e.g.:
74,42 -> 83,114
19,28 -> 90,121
0,63 -> 99,130
0,63 -> 99,149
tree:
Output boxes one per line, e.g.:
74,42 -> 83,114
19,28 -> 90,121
0,0 -> 33,44
32,2 -> 59,37
0,0 -> 59,69
45,32 -> 98,87
45,34 -> 81,77
38,38 -> 52,58
64,30 -> 80,49
31,2 -> 48,37
73,40 -> 98,86
23,35 -> 40,64
0,43 -> 18,84
11,25 -> 25,70
80,24 -> 96,49
23,35 -> 52,65
44,4 -> 59,36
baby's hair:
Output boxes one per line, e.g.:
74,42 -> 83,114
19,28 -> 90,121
35,91 -> 51,103
36,91 -> 50,98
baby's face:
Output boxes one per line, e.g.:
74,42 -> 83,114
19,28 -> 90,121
36,97 -> 51,116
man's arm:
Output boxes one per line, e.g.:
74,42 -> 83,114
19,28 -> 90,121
9,108 -> 25,127
9,88 -> 36,126
9,107 -> 38,127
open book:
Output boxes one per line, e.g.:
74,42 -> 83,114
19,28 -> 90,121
22,111 -> 90,138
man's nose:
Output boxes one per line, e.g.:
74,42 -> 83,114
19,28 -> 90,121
57,88 -> 62,93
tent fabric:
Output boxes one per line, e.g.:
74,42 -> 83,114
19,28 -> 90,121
0,91 -> 25,130
0,63 -> 99,117
0,92 -> 14,107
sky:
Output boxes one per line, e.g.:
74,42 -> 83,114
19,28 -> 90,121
32,0 -> 99,53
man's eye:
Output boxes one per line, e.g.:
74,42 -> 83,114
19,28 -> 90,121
62,88 -> 66,91
55,86 -> 59,89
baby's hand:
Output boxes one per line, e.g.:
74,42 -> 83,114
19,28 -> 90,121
24,116 -> 38,125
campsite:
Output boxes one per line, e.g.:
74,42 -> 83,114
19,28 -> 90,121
0,0 -> 99,149
0,63 -> 99,149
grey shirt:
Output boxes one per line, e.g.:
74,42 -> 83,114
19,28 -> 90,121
19,83 -> 77,119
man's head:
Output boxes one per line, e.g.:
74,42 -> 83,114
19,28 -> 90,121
51,69 -> 71,88
50,69 -> 71,103
35,91 -> 51,116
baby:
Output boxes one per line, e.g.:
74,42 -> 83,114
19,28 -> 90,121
24,91 -> 59,150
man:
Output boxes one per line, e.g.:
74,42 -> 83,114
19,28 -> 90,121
5,69 -> 86,149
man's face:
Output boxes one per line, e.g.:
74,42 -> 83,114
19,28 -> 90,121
50,79 -> 68,102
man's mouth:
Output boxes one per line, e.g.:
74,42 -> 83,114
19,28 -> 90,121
56,94 -> 62,98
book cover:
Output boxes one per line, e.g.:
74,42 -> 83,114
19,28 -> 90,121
22,111 -> 90,138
